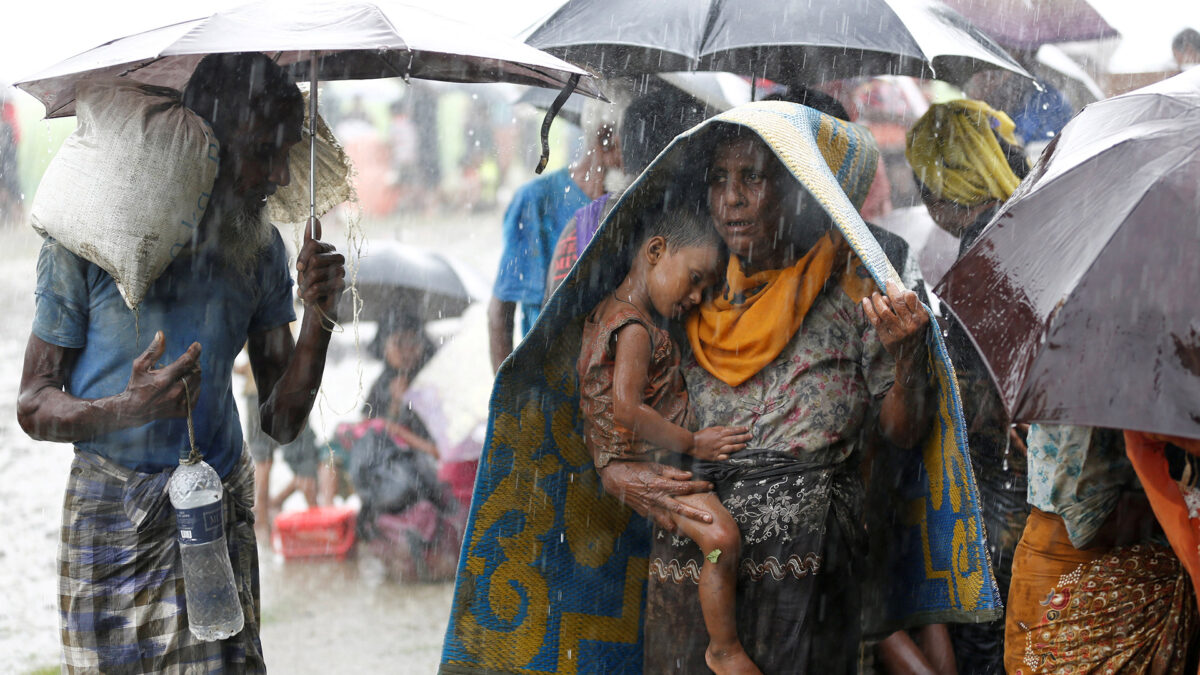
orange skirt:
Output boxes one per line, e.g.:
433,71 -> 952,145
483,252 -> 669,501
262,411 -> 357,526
1004,508 -> 1195,674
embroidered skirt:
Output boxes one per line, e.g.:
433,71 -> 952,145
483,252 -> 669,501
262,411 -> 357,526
1004,508 -> 1196,674
644,449 -> 863,674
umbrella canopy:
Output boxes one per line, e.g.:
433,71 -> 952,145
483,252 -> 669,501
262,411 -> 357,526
941,0 -> 1117,50
17,0 -> 600,119
525,0 -> 1029,86
341,240 -> 487,322
935,67 -> 1200,439
515,70 -> 751,126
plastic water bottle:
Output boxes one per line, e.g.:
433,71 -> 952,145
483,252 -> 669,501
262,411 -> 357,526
168,457 -> 244,641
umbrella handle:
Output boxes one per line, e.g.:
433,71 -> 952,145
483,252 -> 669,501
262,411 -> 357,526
309,53 -> 319,225
535,73 -> 581,175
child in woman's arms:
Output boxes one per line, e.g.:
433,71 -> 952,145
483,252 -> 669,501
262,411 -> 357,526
577,206 -> 759,675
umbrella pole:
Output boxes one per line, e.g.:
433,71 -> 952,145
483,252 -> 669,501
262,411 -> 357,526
309,53 -> 318,227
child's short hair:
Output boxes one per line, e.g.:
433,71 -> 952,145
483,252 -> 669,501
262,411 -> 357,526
639,205 -> 723,251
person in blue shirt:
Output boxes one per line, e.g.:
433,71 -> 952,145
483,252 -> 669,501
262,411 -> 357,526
487,119 -> 622,372
17,53 -> 346,672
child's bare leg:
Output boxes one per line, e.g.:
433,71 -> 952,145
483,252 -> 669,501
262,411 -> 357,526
269,479 -> 297,512
916,624 -> 955,675
296,475 -> 318,508
670,493 -> 761,675
253,459 -> 272,533
317,462 -> 338,506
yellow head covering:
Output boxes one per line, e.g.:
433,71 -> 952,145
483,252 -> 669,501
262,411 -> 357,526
905,99 -> 1022,207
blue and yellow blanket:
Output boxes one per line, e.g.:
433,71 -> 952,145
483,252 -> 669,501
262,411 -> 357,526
440,102 -> 1000,674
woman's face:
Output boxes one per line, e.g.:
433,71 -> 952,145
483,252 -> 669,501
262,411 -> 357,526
383,329 -> 424,373
707,137 -> 787,263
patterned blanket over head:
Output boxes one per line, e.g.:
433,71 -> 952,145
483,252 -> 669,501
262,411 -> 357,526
440,101 -> 1000,674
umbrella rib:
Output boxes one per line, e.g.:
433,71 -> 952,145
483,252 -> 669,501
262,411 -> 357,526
372,50 -> 412,80
116,56 -> 167,80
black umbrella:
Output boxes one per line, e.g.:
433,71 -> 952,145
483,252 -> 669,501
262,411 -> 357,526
525,0 -> 1029,86
935,68 -> 1200,440
16,0 -> 602,214
341,240 -> 485,322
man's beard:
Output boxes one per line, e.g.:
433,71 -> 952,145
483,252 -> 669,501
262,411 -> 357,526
217,198 -> 274,279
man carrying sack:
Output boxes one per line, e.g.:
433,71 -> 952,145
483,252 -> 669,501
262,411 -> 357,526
16,52 -> 346,672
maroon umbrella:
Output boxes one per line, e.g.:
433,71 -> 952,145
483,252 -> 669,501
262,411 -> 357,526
935,68 -> 1200,439
942,0 -> 1117,50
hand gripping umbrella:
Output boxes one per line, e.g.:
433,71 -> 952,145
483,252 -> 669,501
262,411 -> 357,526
935,67 -> 1200,440
16,0 -> 601,224
524,0 -> 1030,87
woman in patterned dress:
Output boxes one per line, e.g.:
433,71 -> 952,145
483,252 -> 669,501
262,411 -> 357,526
599,117 -> 938,672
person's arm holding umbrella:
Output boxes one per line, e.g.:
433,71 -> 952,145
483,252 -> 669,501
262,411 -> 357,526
251,218 -> 345,443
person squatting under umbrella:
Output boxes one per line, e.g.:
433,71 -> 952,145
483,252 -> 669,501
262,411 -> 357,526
17,53 -> 346,672
905,98 -> 1032,674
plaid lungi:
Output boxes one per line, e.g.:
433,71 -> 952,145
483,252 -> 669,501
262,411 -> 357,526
59,449 -> 264,674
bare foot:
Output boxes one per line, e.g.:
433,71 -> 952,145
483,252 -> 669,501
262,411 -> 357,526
705,643 -> 762,675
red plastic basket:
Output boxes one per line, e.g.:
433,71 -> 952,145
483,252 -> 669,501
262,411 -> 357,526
272,505 -> 358,560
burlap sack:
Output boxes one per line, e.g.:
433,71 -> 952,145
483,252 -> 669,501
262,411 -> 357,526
31,78 -> 220,311
267,87 -> 355,225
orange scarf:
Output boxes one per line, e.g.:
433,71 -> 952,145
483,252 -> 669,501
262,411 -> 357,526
1124,430 -> 1200,607
687,232 -> 867,387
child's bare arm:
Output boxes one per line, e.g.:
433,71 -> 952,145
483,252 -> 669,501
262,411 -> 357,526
612,323 -> 693,454
611,324 -> 750,460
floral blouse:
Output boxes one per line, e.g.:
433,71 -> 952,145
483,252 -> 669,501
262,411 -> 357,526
681,284 -> 896,469
1026,424 -> 1132,548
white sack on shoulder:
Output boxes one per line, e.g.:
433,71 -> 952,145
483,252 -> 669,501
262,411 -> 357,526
31,78 -> 219,311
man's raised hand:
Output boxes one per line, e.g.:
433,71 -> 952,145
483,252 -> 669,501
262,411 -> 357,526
124,331 -> 202,423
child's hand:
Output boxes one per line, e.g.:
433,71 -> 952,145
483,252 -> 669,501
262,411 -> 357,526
691,426 -> 752,461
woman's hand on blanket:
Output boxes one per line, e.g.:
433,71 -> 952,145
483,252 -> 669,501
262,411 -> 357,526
597,460 -> 714,532
124,330 -> 202,424
691,425 -> 752,461
863,280 -> 930,367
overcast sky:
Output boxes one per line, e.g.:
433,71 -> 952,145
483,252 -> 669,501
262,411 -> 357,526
0,0 -> 1196,90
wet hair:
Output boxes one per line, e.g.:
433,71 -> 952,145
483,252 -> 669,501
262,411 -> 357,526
368,311 -> 437,366
181,52 -> 304,145
639,204 -> 722,252
621,88 -> 710,175
1173,28 -> 1200,54
764,85 -> 850,121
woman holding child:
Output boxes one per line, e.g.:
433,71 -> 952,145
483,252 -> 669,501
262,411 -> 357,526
595,107 -> 938,672
442,102 -> 996,675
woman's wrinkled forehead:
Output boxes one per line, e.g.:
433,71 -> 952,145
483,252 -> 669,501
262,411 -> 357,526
710,134 -> 779,173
